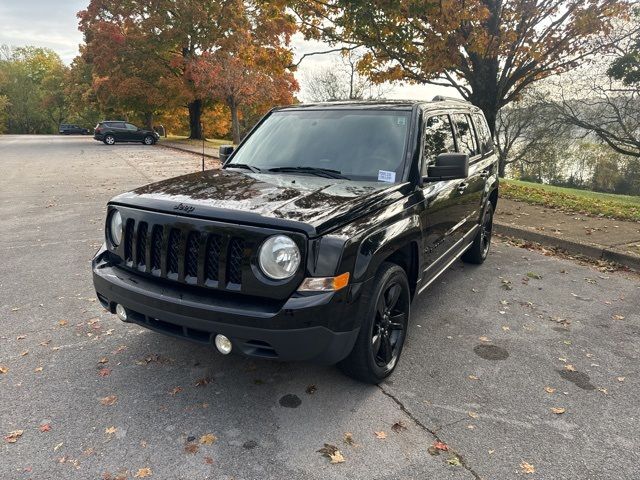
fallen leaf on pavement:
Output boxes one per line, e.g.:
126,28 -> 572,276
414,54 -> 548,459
17,335 -> 27,340
58,320 -> 68,327
612,315 -> 625,321
468,375 -> 479,380
551,407 -> 566,415
134,467 -> 152,478
0,366 -> 8,374
195,377 -> 212,387
53,442 -> 63,451
617,377 -> 625,382
545,386 -> 556,394
479,336 -> 490,342
20,351 -> 28,356
305,384 -> 317,394
100,395 -> 118,406
318,444 -> 345,464
468,411 -> 479,419
105,427 -> 117,435
564,365 -> 576,372
392,421 -> 407,433
598,387 -> 608,395
374,431 -> 387,439
204,456 -> 214,465
34,367 -> 43,373
428,440 -> 449,455
184,443 -> 199,454
98,368 -> 111,377
169,387 -> 182,396
343,432 -> 355,446
447,454 -> 462,466
199,434 -> 217,445
4,430 -> 24,443
521,461 -> 535,474
98,358 -> 109,364
39,424 -> 52,432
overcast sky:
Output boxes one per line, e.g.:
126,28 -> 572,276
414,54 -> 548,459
0,0 -> 460,101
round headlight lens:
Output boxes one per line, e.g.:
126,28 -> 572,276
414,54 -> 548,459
258,235 -> 301,280
109,210 -> 123,246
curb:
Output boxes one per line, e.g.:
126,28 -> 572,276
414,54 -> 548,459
494,221 -> 640,271
157,142 -> 220,160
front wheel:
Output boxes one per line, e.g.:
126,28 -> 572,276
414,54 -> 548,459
143,135 -> 155,145
103,135 -> 116,145
462,202 -> 494,264
338,262 -> 410,384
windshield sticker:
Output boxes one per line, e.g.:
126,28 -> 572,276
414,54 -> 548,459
378,170 -> 396,183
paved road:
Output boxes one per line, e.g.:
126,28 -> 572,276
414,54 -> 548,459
1,135 -> 639,480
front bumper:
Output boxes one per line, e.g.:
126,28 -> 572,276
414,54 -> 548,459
92,253 -> 362,364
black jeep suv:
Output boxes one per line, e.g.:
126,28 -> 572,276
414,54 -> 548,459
94,121 -> 159,145
92,99 -> 498,383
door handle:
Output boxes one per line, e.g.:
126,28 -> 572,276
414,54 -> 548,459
457,182 -> 468,194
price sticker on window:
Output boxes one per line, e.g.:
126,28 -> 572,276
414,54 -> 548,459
378,170 -> 396,183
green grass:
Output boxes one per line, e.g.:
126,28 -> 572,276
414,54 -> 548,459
501,179 -> 640,222
165,135 -> 231,148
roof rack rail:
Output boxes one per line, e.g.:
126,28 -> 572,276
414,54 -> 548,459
432,95 -> 468,103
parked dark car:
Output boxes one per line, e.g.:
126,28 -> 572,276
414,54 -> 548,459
94,121 -> 159,145
59,123 -> 89,135
92,98 -> 499,383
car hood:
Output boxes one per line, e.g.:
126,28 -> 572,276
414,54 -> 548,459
109,169 -> 407,236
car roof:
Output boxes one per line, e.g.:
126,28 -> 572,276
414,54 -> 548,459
274,97 -> 481,114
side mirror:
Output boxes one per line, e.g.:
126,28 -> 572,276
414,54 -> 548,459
219,145 -> 234,163
424,153 -> 469,182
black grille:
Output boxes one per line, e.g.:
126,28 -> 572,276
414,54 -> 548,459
167,228 -> 181,275
119,219 -> 247,290
136,222 -> 148,267
228,238 -> 244,284
150,226 -> 163,271
124,219 -> 134,262
185,232 -> 200,278
205,234 -> 222,282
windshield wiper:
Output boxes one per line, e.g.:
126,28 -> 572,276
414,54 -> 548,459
268,166 -> 349,179
226,163 -> 261,173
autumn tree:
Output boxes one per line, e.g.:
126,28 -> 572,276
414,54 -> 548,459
192,35 -> 298,144
78,0 -> 296,139
293,0 -> 631,175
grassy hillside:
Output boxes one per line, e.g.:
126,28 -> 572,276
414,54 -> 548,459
501,179 -> 640,222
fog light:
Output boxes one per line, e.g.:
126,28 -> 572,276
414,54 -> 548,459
115,304 -> 128,321
215,334 -> 232,355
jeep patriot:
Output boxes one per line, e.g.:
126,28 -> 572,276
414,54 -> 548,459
92,98 -> 499,383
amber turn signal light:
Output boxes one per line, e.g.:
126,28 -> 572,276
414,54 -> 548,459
297,272 -> 350,292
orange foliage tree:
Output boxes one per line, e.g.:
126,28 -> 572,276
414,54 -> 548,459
293,0 -> 631,174
78,0 -> 296,139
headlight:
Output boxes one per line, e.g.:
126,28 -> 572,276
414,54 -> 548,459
258,235 -> 301,280
109,210 -> 123,246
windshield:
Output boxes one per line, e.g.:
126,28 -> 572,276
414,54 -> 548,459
227,109 -> 411,182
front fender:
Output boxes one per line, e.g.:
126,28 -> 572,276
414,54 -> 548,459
352,215 -> 421,284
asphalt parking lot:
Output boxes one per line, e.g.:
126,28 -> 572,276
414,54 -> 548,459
1,135 -> 639,480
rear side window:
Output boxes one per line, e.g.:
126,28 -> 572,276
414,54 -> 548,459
423,115 -> 456,174
451,113 -> 478,157
125,123 -> 138,131
473,113 -> 493,153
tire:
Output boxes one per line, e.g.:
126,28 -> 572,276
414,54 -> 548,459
143,135 -> 155,145
338,262 -> 410,384
104,135 -> 116,145
462,202 -> 494,265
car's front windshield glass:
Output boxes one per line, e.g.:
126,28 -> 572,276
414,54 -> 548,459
227,109 -> 411,182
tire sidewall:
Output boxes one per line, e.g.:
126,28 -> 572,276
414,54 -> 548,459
362,265 -> 410,379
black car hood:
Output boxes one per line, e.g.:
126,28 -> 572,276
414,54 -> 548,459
109,169 -> 406,236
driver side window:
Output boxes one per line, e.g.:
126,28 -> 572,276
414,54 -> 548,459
422,115 -> 456,175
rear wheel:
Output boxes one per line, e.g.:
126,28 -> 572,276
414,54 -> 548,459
143,135 -> 155,145
104,135 -> 116,145
462,202 -> 494,264
338,262 -> 410,384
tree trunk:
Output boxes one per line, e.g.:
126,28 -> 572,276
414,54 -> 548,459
188,99 -> 203,139
144,112 -> 154,130
229,99 -> 240,145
